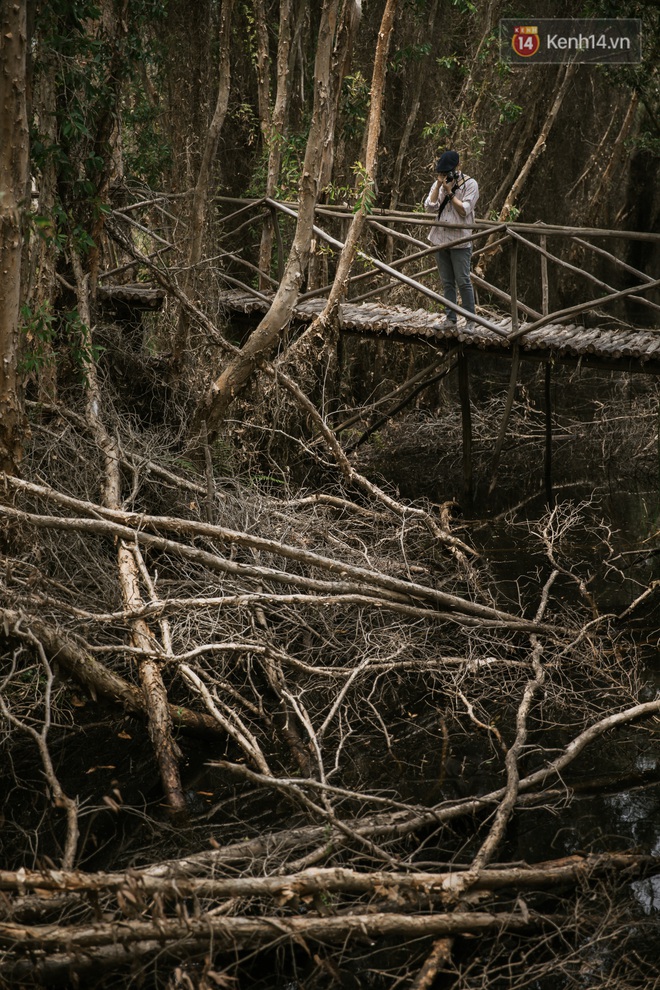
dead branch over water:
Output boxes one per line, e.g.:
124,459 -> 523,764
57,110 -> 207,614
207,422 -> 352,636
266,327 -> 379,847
4,0 -> 659,983
3,242 -> 660,982
2,383 -> 660,986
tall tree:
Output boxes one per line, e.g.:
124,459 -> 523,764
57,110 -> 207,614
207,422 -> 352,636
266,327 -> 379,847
256,0 -> 298,287
0,0 -> 29,474
196,0 -> 354,435
174,0 -> 235,364
291,0 -> 397,347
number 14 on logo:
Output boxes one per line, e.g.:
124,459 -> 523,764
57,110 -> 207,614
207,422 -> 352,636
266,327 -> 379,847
512,25 -> 540,57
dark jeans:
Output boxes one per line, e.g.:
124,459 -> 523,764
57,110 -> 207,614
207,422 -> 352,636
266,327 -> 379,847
435,245 -> 475,322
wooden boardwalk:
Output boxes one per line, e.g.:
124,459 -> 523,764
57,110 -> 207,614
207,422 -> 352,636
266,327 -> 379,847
219,289 -> 660,372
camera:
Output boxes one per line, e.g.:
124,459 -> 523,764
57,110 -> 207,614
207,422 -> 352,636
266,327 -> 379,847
444,170 -> 456,182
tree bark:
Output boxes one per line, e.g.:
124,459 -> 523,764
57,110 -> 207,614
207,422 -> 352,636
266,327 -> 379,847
497,64 -> 576,223
71,257 -> 187,817
410,938 -> 454,990
0,909 -> 548,954
257,0 -> 297,286
173,0 -> 235,364
0,606 -> 222,737
0,0 -> 29,474
389,0 -> 439,214
0,500 -> 559,633
286,0 -> 397,356
2,852 -> 652,898
196,0 -> 342,434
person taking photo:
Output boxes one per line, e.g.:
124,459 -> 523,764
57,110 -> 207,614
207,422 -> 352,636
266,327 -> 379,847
424,149 -> 479,330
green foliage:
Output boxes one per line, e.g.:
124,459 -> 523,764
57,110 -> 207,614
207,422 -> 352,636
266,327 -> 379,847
435,54 -> 460,71
241,1 -> 258,64
19,304 -> 103,385
33,2 -> 112,189
340,73 -> 370,143
62,310 -> 105,385
33,0 -> 169,202
466,134 -> 486,163
493,96 -> 524,124
323,181 -> 355,205
632,132 -> 660,156
27,0 -> 168,381
351,161 -> 376,214
390,42 -> 432,73
402,0 -> 436,12
250,474 -> 285,487
488,204 -> 521,221
421,120 -> 450,142
122,93 -> 172,186
478,30 -> 502,65
232,101 -> 261,147
19,303 -> 56,377
581,0 -> 659,156
248,131 -> 309,199
324,161 -> 377,212
30,211 -> 67,254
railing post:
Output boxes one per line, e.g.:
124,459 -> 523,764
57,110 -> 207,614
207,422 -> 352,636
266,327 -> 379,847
486,233 -> 520,495
541,234 -> 554,507
458,348 -> 473,510
510,235 -> 518,333
540,233 -> 549,315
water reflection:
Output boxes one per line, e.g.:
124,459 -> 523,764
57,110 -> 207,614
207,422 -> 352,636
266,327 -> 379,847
470,487 -> 660,919
632,874 -> 660,913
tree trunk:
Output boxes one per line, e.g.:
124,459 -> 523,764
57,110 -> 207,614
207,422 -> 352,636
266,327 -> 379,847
389,0 -> 439,215
196,0 -> 343,435
0,0 -> 29,474
25,44 -> 58,402
257,0 -> 297,287
499,64 -> 576,220
71,255 -> 187,818
306,0 -> 362,290
174,0 -> 235,364
286,0 -> 397,357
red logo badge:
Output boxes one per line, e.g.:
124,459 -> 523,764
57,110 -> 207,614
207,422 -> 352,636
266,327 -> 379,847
512,25 -> 540,57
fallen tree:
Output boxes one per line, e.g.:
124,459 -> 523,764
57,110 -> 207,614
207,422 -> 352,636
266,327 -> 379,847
3,242 -> 660,987
3,400 -> 660,986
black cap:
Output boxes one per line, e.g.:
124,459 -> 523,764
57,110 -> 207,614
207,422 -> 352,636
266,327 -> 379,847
435,150 -> 460,173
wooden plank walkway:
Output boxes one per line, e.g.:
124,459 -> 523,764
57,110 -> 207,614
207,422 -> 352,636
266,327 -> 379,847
219,289 -> 660,371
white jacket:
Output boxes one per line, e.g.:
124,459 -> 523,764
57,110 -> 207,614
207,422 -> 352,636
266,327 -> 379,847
424,172 -> 479,248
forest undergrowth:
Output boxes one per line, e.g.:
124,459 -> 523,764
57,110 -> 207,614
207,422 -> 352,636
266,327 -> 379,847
2,0 -> 659,983
2,343 -> 660,989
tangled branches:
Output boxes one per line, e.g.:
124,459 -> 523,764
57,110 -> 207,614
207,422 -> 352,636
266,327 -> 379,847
1,399 -> 660,988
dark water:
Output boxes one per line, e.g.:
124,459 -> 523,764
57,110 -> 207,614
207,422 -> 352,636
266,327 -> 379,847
463,484 -> 660,912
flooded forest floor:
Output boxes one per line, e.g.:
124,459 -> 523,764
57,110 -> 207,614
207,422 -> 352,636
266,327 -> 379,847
2,340 -> 660,989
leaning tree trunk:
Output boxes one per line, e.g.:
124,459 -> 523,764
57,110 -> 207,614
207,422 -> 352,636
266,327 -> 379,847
479,63 -> 576,276
173,0 -> 235,365
289,0 -> 398,349
497,63 -> 576,222
279,0 -> 396,423
257,0 -> 297,288
196,0 -> 343,436
71,254 -> 187,818
0,0 -> 29,475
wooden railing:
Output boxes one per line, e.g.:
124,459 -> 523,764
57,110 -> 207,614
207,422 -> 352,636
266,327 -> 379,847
105,192 -> 660,506
202,196 -> 660,338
